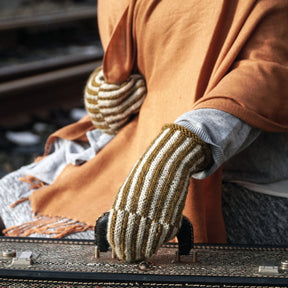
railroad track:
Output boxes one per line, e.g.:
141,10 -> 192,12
0,0 -> 103,127
0,60 -> 102,126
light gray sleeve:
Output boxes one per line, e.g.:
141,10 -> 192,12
175,109 -> 261,179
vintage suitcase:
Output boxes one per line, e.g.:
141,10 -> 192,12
0,236 -> 287,287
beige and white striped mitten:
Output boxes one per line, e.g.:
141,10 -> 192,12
84,67 -> 146,134
107,124 -> 213,262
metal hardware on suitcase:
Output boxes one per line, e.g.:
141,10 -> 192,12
0,236 -> 287,287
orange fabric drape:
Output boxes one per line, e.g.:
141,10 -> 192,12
10,0 -> 288,243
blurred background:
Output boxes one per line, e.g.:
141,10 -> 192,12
0,0 -> 103,178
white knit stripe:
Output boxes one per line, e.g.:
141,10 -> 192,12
170,152 -> 205,225
153,222 -> 170,252
112,148 -> 144,210
113,165 -> 138,211
188,154 -> 205,174
134,131 -> 182,216
90,121 -> 107,130
99,79 -> 136,102
103,95 -> 145,125
106,209 -> 114,243
159,144 -> 202,224
144,221 -> 160,258
104,102 -> 143,126
87,110 -> 103,119
85,90 -> 99,100
135,216 -> 148,260
99,79 -> 145,104
121,128 -> 171,211
86,71 -> 104,92
124,213 -> 137,262
124,130 -> 180,214
108,118 -> 129,132
113,146 -> 151,211
99,76 -> 144,99
147,137 -> 194,221
84,99 -> 99,110
86,80 -> 101,93
171,225 -> 180,241
98,86 -> 146,112
113,209 -> 126,258
89,112 -> 106,122
94,69 -> 105,84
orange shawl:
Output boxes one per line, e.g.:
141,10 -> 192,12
7,0 -> 288,243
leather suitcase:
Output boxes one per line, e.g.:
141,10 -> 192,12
0,236 -> 287,287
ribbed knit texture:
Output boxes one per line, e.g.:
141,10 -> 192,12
107,123 -> 212,262
84,67 -> 146,134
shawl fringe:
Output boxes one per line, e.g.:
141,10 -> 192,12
3,216 -> 93,238
9,175 -> 46,209
19,175 -> 46,190
6,175 -> 93,238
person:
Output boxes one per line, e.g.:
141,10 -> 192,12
0,0 -> 288,262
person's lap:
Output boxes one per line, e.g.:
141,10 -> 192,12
1,169 -> 287,245
0,169 -> 94,239
222,182 -> 288,246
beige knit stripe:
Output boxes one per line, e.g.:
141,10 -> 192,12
119,210 -> 130,261
135,217 -> 152,261
135,216 -> 147,260
139,132 -> 186,219
85,86 -> 99,97
88,110 -> 104,120
98,128 -> 116,135
98,79 -> 145,105
114,152 -> 145,210
157,144 -> 202,225
85,70 -> 104,93
85,103 -> 101,114
98,80 -> 129,93
124,213 -> 137,262
99,76 -> 144,99
107,118 -> 129,133
84,95 -> 98,106
154,222 -> 172,251
115,128 -> 170,212
86,80 -> 101,94
102,95 -> 145,126
145,137 -> 195,222
97,80 -> 137,105
107,208 -> 118,251
112,209 -> 126,259
101,92 -> 145,118
89,112 -> 106,122
112,131 -> 155,210
99,74 -> 143,93
89,115 -> 108,126
167,152 -> 205,226
85,96 -> 98,109
128,213 -> 141,262
90,121 -> 109,130
144,221 -> 163,258
163,225 -> 180,244
128,128 -> 179,214
152,223 -> 167,254
98,87 -> 146,116
113,167 -> 137,211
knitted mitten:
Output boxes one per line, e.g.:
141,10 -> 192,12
107,123 -> 213,262
84,67 -> 146,134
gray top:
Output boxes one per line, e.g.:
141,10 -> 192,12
22,109 -> 288,199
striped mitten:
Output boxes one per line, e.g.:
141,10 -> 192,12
84,67 -> 146,134
107,124 -> 213,262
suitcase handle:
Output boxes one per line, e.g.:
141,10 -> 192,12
94,212 -> 194,257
